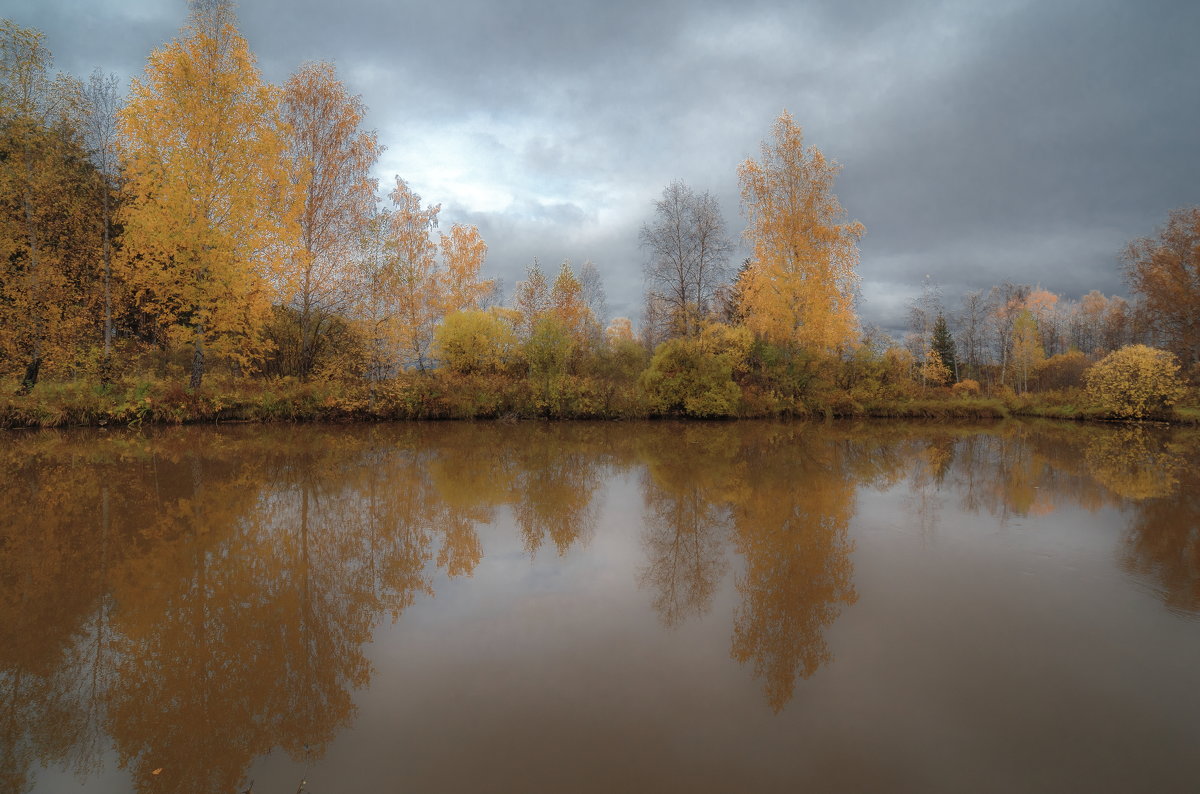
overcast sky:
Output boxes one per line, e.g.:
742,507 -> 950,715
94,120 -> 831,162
8,0 -> 1199,333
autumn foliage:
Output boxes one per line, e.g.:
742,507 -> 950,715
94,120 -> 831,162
117,2 -> 299,389
737,111 -> 863,353
1,8 -> 1198,424
1085,345 -> 1186,419
1124,207 -> 1200,366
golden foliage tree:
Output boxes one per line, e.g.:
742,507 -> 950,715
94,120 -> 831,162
548,261 -> 595,344
737,111 -> 864,352
0,21 -> 98,390
438,222 -> 491,316
513,260 -> 550,339
605,316 -> 634,344
348,179 -> 493,375
280,60 -> 381,378
1010,308 -> 1044,393
1085,344 -> 1185,419
921,348 -> 951,387
383,176 -> 441,371
117,0 -> 299,389
1124,206 -> 1200,366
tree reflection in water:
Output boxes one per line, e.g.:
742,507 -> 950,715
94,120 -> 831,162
728,427 -> 859,712
0,420 -> 1197,791
1100,428 -> 1200,614
637,425 -> 738,628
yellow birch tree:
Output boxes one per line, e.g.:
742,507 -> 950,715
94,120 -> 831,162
513,260 -> 550,340
356,178 -> 493,374
117,0 -> 299,389
438,222 -> 492,316
548,261 -> 594,342
280,60 -> 381,378
1010,308 -> 1044,393
737,111 -> 864,352
385,177 -> 441,371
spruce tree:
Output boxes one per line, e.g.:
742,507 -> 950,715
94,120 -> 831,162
931,313 -> 958,383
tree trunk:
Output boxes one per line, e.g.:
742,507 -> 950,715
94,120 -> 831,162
20,149 -> 43,394
190,324 -> 205,390
101,183 -> 113,383
18,354 -> 41,395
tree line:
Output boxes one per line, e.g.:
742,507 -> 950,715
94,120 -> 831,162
2,2 -> 1197,420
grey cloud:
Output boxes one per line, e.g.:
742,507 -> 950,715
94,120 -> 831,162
10,0 -> 1199,333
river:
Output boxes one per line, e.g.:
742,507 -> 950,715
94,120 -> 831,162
3,420 -> 1198,792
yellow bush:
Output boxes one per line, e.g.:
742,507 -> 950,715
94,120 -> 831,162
921,350 -> 951,386
1085,344 -> 1186,419
433,309 -> 519,375
952,378 -> 981,396
640,335 -> 741,418
696,322 -> 753,374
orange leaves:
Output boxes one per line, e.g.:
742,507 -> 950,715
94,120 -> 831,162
1124,206 -> 1200,365
605,316 -> 634,344
353,178 -> 493,373
0,21 -> 100,385
548,262 -> 593,341
117,2 -> 300,386
737,111 -> 864,353
438,223 -> 492,316
512,260 -> 595,347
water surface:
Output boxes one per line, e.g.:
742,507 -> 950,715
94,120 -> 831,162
3,420 -> 1199,793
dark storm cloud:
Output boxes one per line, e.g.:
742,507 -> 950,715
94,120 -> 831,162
839,0 -> 1200,327
7,0 -> 1198,333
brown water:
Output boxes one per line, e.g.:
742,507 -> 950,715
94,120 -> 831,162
2,420 -> 1199,793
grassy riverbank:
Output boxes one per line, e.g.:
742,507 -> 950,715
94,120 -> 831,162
2,373 -> 1194,428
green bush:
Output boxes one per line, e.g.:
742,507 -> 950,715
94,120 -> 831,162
640,336 -> 741,418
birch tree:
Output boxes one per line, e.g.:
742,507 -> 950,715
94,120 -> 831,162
737,111 -> 863,352
640,180 -> 732,338
118,0 -> 300,389
281,60 -> 381,378
82,68 -> 122,380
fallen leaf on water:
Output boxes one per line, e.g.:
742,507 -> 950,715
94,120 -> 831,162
152,768 -> 163,775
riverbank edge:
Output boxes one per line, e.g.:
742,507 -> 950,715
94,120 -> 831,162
2,375 -> 1196,429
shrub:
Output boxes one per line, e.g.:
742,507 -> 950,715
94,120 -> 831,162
434,309 -> 519,375
1035,350 -> 1089,391
1085,344 -> 1186,419
524,316 -> 575,379
640,335 -> 741,418
951,378 -> 981,397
